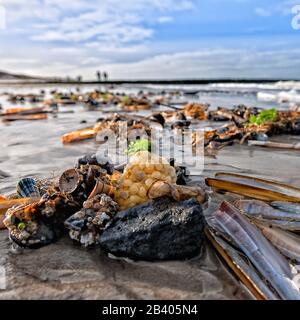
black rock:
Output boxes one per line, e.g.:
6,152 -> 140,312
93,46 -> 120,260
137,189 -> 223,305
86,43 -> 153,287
100,197 -> 205,261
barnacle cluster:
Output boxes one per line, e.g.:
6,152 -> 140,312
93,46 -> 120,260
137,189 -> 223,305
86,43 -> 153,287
65,194 -> 119,247
4,194 -> 80,248
3,151 -> 204,249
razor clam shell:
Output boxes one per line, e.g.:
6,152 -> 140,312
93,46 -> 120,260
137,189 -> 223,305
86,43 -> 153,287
250,217 -> 300,232
216,173 -> 300,198
271,202 -> 300,214
217,202 -> 292,278
206,172 -> 300,203
0,198 -> 38,216
256,224 -> 300,263
206,227 -> 279,300
234,200 -> 300,222
212,202 -> 300,300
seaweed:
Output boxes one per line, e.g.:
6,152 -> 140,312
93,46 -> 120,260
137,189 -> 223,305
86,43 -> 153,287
246,108 -> 278,127
126,139 -> 151,156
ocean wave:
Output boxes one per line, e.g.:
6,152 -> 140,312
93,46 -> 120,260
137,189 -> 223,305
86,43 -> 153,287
275,81 -> 300,90
209,83 -> 277,91
257,90 -> 300,104
211,81 -> 300,92
143,81 -> 300,95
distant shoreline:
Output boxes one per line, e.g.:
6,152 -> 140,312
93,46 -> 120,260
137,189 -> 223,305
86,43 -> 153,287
0,78 -> 299,86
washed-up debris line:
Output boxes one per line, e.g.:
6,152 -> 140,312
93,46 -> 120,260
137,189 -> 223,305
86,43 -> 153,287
0,89 -> 182,121
2,89 -> 300,154
58,102 -> 300,153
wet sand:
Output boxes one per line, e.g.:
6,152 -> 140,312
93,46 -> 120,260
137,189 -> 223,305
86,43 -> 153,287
0,85 -> 299,300
0,231 -> 249,299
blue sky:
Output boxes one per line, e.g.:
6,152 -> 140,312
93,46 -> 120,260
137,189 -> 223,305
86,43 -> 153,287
0,0 -> 300,79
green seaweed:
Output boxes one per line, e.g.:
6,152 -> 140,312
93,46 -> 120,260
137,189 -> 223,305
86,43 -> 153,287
246,108 -> 278,127
18,222 -> 26,230
126,139 -> 151,155
101,93 -> 112,101
121,96 -> 130,104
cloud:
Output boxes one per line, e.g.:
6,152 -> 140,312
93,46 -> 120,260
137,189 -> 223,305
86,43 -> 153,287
158,16 -> 174,24
255,0 -> 300,17
104,48 -> 300,79
2,42 -> 300,80
0,0 -> 198,77
255,8 -> 271,17
0,0 -> 299,80
0,5 -> 5,30
1,0 -> 194,43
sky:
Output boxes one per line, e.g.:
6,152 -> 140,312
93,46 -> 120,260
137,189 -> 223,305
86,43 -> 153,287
0,0 -> 300,80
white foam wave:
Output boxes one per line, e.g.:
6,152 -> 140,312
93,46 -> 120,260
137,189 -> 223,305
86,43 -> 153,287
257,90 -> 300,104
209,83 -> 276,90
275,81 -> 300,90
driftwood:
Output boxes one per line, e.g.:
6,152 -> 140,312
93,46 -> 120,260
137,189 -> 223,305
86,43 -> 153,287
248,140 -> 300,150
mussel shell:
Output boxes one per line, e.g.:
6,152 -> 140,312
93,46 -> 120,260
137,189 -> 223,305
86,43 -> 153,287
291,122 -> 300,135
9,221 -> 58,249
16,178 -> 40,198
175,166 -> 190,185
253,133 -> 269,142
59,169 -> 81,194
64,208 -> 111,247
7,196 -> 80,248
77,153 -> 114,174
64,209 -> 92,232
78,154 -> 99,166
95,154 -> 114,174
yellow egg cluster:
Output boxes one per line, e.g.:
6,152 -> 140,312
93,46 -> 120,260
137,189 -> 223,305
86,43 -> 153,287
115,151 -> 177,209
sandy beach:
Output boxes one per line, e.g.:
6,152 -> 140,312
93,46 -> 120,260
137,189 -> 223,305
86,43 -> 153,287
0,82 -> 300,300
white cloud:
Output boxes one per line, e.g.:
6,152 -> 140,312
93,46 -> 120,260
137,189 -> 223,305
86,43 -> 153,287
255,8 -> 271,17
0,0 -> 198,78
2,43 -> 300,80
158,16 -> 174,23
255,0 -> 300,17
0,5 -> 5,30
0,0 -> 195,71
0,0 -> 299,80
1,0 -> 194,43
